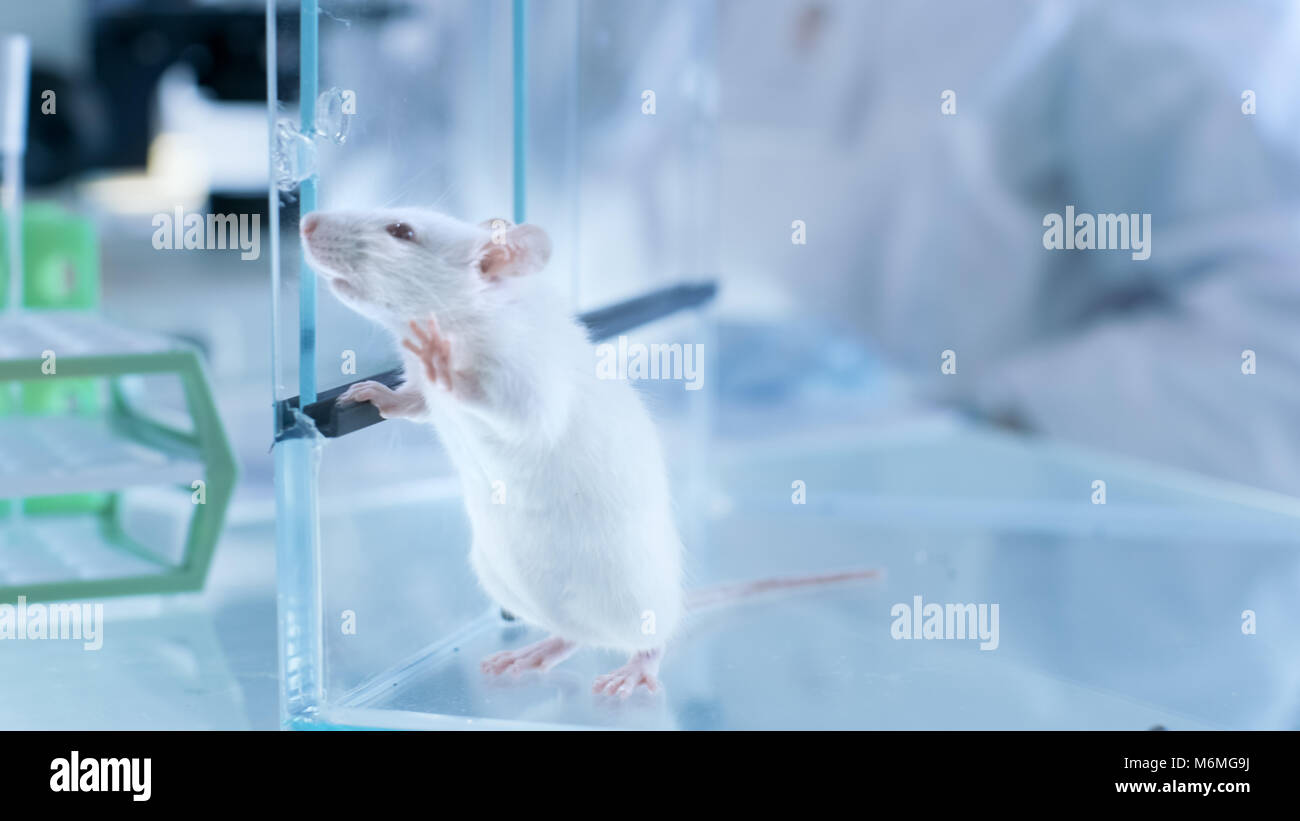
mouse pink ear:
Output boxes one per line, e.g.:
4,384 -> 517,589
479,223 -> 551,281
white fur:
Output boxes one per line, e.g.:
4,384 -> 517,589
302,209 -> 683,652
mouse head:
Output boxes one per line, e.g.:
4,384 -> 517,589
300,209 -> 551,326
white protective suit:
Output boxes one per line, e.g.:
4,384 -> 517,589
718,0 -> 1300,496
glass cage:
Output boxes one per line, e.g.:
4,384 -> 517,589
270,0 -> 1300,730
269,0 -> 720,730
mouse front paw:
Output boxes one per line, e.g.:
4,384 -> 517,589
339,380 -> 424,419
401,314 -> 455,393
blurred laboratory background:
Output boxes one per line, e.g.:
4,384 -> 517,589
1,0 -> 1299,730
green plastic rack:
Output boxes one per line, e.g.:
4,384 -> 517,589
0,311 -> 237,603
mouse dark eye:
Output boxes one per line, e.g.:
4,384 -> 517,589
386,222 -> 416,242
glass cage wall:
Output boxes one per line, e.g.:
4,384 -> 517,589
269,0 -> 718,729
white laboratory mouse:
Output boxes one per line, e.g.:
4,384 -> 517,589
300,208 -> 876,697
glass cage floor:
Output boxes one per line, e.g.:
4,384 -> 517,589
298,419 -> 1300,730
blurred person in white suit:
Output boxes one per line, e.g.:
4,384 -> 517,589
718,0 -> 1300,497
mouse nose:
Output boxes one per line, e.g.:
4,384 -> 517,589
301,213 -> 319,238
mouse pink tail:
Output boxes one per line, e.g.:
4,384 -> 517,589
685,568 -> 882,611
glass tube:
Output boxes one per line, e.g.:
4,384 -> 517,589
0,33 -> 28,314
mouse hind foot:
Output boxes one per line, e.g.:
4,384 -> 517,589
592,648 -> 663,699
480,635 -> 578,677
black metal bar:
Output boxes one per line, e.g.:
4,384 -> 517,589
579,281 -> 718,340
275,280 -> 717,440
